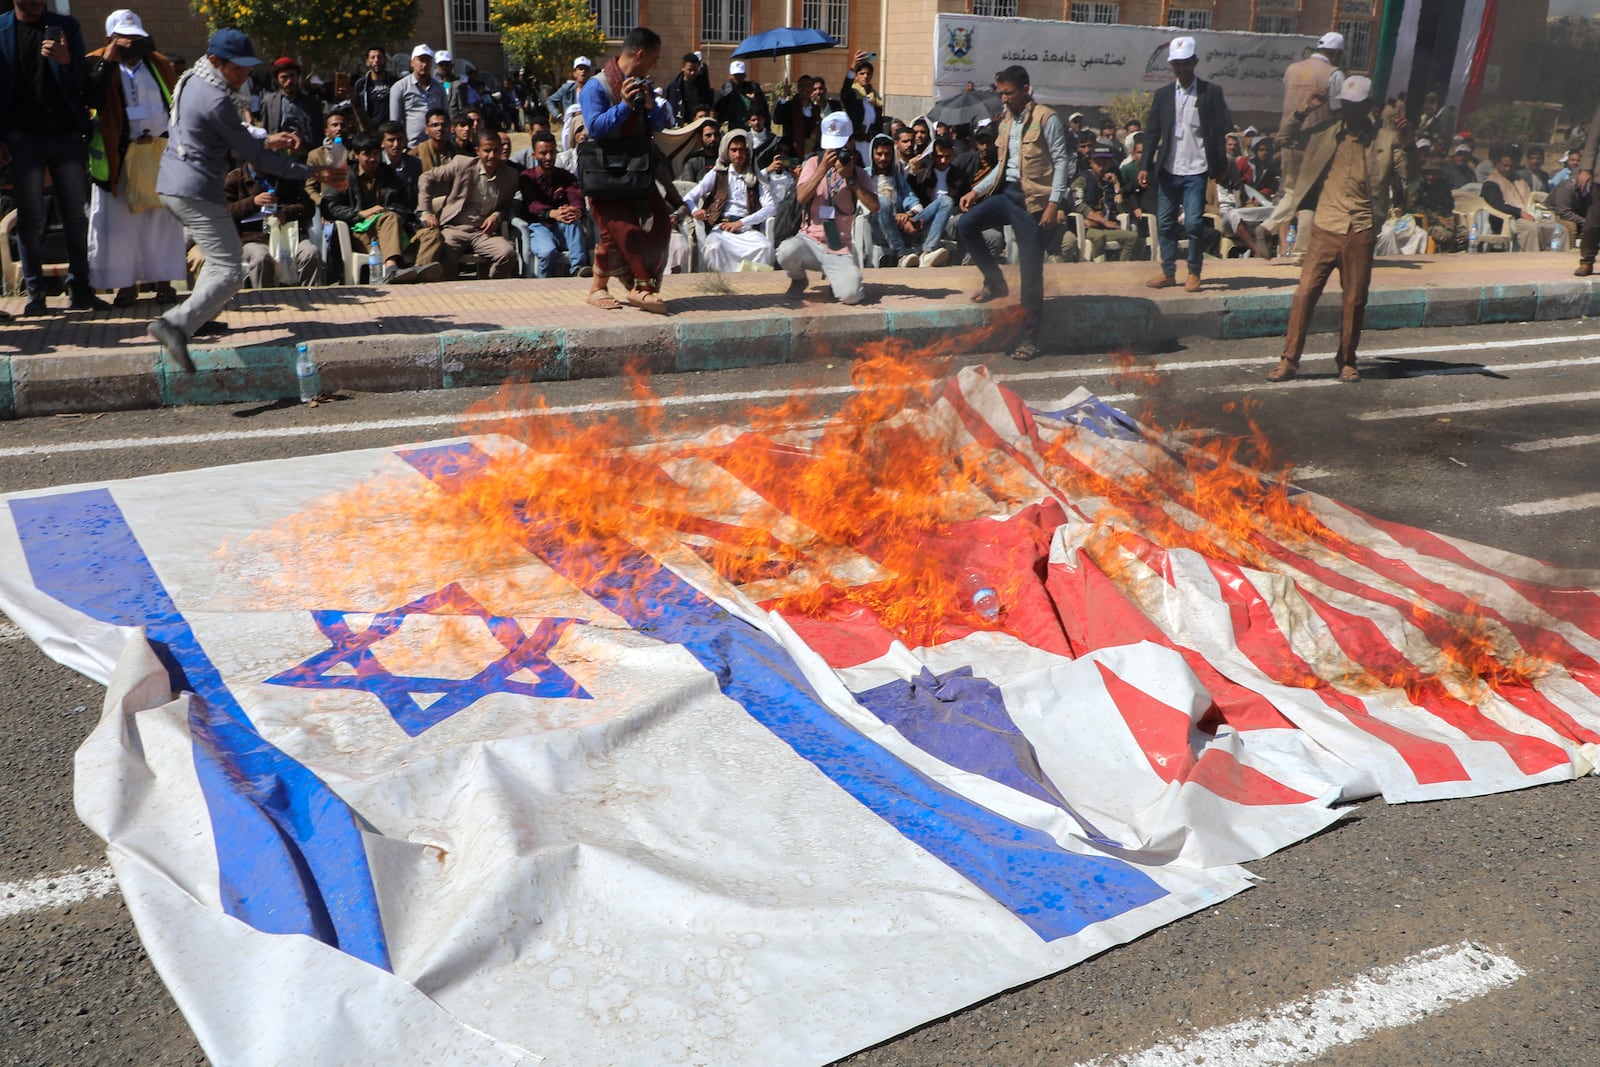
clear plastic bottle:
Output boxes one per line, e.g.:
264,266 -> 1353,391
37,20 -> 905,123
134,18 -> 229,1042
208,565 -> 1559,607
367,242 -> 382,283
1285,220 -> 1297,256
295,342 -> 320,403
1552,228 -> 1566,252
325,134 -> 347,170
1468,223 -> 1479,253
961,568 -> 1000,623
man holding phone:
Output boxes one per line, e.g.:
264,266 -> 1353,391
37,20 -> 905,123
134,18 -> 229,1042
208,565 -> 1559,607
0,0 -> 104,316
776,112 -> 879,305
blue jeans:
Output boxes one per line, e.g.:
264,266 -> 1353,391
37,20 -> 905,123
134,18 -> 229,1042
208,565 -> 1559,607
525,219 -> 587,277
913,195 -> 954,253
955,185 -> 1045,335
1156,169 -> 1208,278
6,131 -> 92,297
876,200 -> 912,257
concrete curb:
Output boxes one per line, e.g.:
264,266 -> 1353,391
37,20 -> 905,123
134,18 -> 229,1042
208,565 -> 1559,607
2,277 -> 1595,418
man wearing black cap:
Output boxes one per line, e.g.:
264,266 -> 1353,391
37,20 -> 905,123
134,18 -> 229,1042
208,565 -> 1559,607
1068,142 -> 1142,261
146,29 -> 348,372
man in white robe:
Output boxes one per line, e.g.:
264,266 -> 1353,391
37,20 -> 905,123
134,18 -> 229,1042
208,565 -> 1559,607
680,129 -> 776,272
85,9 -> 186,305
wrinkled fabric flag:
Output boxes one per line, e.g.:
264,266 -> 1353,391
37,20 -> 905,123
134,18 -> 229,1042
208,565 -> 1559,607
2,368 -> 1596,1065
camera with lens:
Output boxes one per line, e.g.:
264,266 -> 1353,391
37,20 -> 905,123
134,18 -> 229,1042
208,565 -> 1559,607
628,77 -> 653,107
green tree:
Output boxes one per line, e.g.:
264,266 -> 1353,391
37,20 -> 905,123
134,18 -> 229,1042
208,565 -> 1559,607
192,0 -> 418,73
1105,90 -> 1153,130
492,0 -> 606,86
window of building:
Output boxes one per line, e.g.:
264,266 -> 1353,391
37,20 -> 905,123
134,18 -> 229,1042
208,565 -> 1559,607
802,0 -> 849,41
452,0 -> 489,34
588,0 -> 639,39
702,0 -> 750,42
1253,13 -> 1297,32
1068,2 -> 1120,23
1338,18 -> 1373,69
1167,7 -> 1213,30
974,0 -> 1020,15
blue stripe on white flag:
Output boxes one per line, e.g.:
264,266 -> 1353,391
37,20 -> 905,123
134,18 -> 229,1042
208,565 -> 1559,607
403,443 -> 1170,941
10,490 -> 392,971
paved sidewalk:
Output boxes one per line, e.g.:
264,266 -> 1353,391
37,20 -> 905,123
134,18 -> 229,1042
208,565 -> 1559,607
1,252 -> 1595,417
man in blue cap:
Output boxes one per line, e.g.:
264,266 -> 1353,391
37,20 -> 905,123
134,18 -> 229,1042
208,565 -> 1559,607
147,29 -> 347,372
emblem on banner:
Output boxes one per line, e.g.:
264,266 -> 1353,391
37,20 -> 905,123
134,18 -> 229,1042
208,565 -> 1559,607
945,26 -> 974,68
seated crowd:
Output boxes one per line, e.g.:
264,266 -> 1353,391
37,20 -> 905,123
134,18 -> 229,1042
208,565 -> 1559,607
23,32 -> 1580,310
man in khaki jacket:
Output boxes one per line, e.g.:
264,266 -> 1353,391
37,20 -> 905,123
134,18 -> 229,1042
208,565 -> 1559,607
955,63 -> 1070,362
1267,76 -> 1415,384
1265,32 -> 1345,241
413,129 -> 519,279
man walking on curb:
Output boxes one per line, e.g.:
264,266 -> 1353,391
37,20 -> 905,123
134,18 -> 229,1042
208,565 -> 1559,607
146,30 -> 347,372
1266,76 -> 1414,384
955,63 -> 1069,362
1139,36 -> 1232,293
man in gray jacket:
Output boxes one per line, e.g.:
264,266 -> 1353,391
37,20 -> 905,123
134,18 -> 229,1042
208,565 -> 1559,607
146,29 -> 347,372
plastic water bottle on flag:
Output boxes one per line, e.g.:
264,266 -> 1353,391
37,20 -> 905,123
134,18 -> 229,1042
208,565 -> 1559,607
295,343 -> 320,403
961,568 -> 1001,622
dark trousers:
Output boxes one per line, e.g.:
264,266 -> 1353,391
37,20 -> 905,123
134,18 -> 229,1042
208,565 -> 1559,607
1581,194 -> 1600,263
5,131 -> 92,297
956,185 -> 1045,335
1282,224 -> 1376,367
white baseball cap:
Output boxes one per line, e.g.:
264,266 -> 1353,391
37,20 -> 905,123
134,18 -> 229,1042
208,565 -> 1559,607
819,111 -> 853,150
1168,36 -> 1197,62
1338,74 -> 1372,104
435,49 -> 453,63
411,43 -> 433,60
105,9 -> 148,37
573,55 -> 592,68
1069,111 -> 1084,121
1318,31 -> 1346,51
1242,125 -> 1259,135
729,60 -> 747,74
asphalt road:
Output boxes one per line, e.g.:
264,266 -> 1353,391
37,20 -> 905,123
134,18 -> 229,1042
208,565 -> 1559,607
3,318 -> 1600,1066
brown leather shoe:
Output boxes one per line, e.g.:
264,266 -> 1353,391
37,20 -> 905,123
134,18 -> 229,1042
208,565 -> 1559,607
1185,273 -> 1202,292
1576,261 -> 1594,277
1338,364 -> 1361,383
1145,273 -> 1177,289
1266,358 -> 1297,382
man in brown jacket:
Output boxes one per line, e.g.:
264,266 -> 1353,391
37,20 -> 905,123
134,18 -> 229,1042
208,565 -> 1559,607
413,129 -> 519,279
1267,76 -> 1415,384
1265,32 -> 1345,242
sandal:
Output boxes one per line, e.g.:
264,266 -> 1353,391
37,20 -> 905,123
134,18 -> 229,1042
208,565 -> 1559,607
1010,340 -> 1040,362
587,289 -> 624,310
972,284 -> 1008,304
627,289 -> 668,315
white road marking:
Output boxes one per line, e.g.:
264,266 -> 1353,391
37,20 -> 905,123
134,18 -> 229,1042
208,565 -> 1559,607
1502,491 -> 1600,517
1073,941 -> 1523,1067
1355,389 -> 1600,422
1510,432 -> 1600,453
0,865 -> 118,920
0,620 -> 25,643
1,332 -> 1593,459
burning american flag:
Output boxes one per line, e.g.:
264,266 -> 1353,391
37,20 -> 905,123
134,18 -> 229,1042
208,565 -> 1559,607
1,361 -> 1595,1065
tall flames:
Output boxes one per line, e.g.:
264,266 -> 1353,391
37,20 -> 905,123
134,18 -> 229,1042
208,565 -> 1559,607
247,341 -> 1551,703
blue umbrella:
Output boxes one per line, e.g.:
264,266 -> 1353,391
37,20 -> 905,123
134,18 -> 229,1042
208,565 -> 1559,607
730,26 -> 839,60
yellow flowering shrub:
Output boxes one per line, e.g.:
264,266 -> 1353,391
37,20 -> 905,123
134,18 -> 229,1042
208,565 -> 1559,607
192,0 -> 419,71
490,0 -> 604,84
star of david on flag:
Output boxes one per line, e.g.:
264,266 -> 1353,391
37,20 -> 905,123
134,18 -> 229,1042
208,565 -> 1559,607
265,582 -> 590,736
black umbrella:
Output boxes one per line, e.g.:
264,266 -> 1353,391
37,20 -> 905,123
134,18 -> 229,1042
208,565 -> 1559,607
929,89 -> 1002,128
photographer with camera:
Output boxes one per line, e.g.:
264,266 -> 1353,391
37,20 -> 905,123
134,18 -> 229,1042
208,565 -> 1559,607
776,112 -> 879,305
580,27 -> 673,314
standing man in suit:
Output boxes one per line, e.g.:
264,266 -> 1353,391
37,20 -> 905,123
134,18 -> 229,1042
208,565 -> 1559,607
0,0 -> 106,316
412,130 -> 520,279
1139,36 -> 1232,292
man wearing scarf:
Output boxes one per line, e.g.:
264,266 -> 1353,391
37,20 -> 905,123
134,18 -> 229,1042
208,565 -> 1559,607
580,26 -> 672,315
86,9 -> 185,307
679,129 -> 777,272
146,29 -> 347,372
